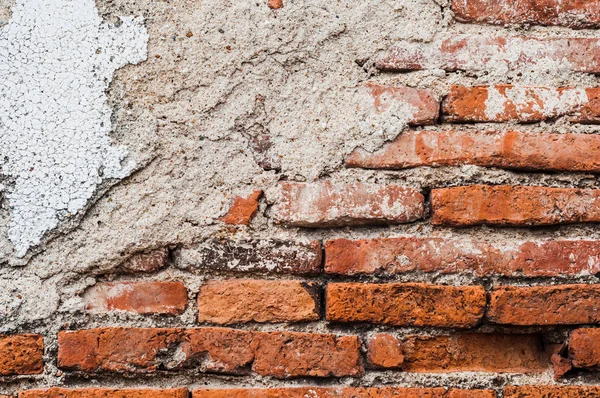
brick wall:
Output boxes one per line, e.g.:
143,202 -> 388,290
4,0 -> 600,397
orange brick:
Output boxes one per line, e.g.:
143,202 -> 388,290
19,389 -> 187,398
431,185 -> 600,227
366,334 -> 404,369
197,279 -> 320,324
347,130 -> 600,172
488,285 -> 600,325
83,281 -> 188,315
326,283 -> 485,328
220,190 -> 262,225
568,328 -> 600,369
362,83 -> 439,125
504,386 -> 600,397
193,388 -> 496,398
0,334 -> 44,376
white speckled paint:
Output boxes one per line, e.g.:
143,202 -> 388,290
0,0 -> 148,256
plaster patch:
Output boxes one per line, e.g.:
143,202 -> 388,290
0,0 -> 148,256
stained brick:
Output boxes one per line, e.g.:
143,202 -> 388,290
120,248 -> 169,273
220,190 -> 262,225
504,386 -> 600,397
431,185 -> 600,227
488,285 -> 600,325
57,327 -> 361,378
326,283 -> 485,328
442,86 -> 600,124
377,36 -> 600,74
324,237 -> 600,277
272,181 -> 424,227
0,334 -> 44,376
568,328 -> 600,369
197,279 -> 320,324
19,389 -> 188,398
366,334 -> 404,369
400,333 -> 549,373
450,0 -> 600,28
83,281 -> 188,315
346,130 -> 600,172
176,239 -> 322,275
193,388 -> 496,398
362,83 -> 439,125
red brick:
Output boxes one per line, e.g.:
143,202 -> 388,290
179,239 -> 322,275
272,181 -> 424,227
377,36 -> 600,74
451,0 -> 600,28
268,0 -> 283,9
366,334 -> 404,369
220,190 -> 262,225
326,283 -> 485,328
0,334 -> 44,376
193,388 -> 496,398
120,248 -> 169,273
57,327 -> 361,378
83,281 -> 188,315
19,389 -> 187,398
324,237 -> 600,277
362,83 -> 439,125
400,333 -> 549,373
431,185 -> 600,227
567,328 -> 600,369
488,285 -> 600,325
197,279 -> 320,324
504,386 -> 600,397
347,130 -> 600,172
443,86 -> 600,124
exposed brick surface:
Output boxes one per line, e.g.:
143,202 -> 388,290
347,130 -> 600,172
0,334 -> 44,376
273,181 -> 424,227
362,83 -> 439,125
220,190 -> 262,225
567,328 -> 600,369
120,248 -> 169,273
267,0 -> 283,9
197,279 -> 320,324
324,237 -> 600,277
19,389 -> 188,398
57,327 -> 361,378
431,185 -> 600,226
179,239 -> 322,275
366,333 -> 404,369
504,386 -> 600,397
488,285 -> 600,325
450,0 -> 600,28
401,334 -> 549,373
326,283 -> 485,328
83,281 -> 188,315
377,36 -> 600,74
193,388 -> 496,397
443,86 -> 600,123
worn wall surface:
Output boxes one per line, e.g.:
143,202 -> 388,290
2,0 -> 600,396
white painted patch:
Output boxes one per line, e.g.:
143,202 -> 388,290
0,0 -> 148,256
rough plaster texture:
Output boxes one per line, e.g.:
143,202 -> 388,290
0,0 -> 599,394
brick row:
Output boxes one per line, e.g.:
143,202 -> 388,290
19,390 -> 187,398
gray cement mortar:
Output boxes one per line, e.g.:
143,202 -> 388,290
1,0 -> 600,395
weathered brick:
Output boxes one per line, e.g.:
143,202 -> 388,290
488,285 -> 600,325
324,237 -> 600,277
431,185 -> 600,227
401,333 -> 549,373
377,36 -> 600,74
177,239 -> 322,275
568,328 -> 600,369
120,248 -> 169,273
83,281 -> 188,315
272,181 -> 424,227
58,327 -> 361,378
347,130 -> 600,172
450,0 -> 600,28
193,388 -> 496,398
19,389 -> 188,398
443,86 -> 600,124
0,334 -> 44,376
362,83 -> 439,125
504,386 -> 600,397
197,279 -> 320,324
326,283 -> 485,328
366,334 -> 404,369
268,0 -> 283,9
220,190 -> 262,225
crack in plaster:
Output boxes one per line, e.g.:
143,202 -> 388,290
0,0 -> 148,256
